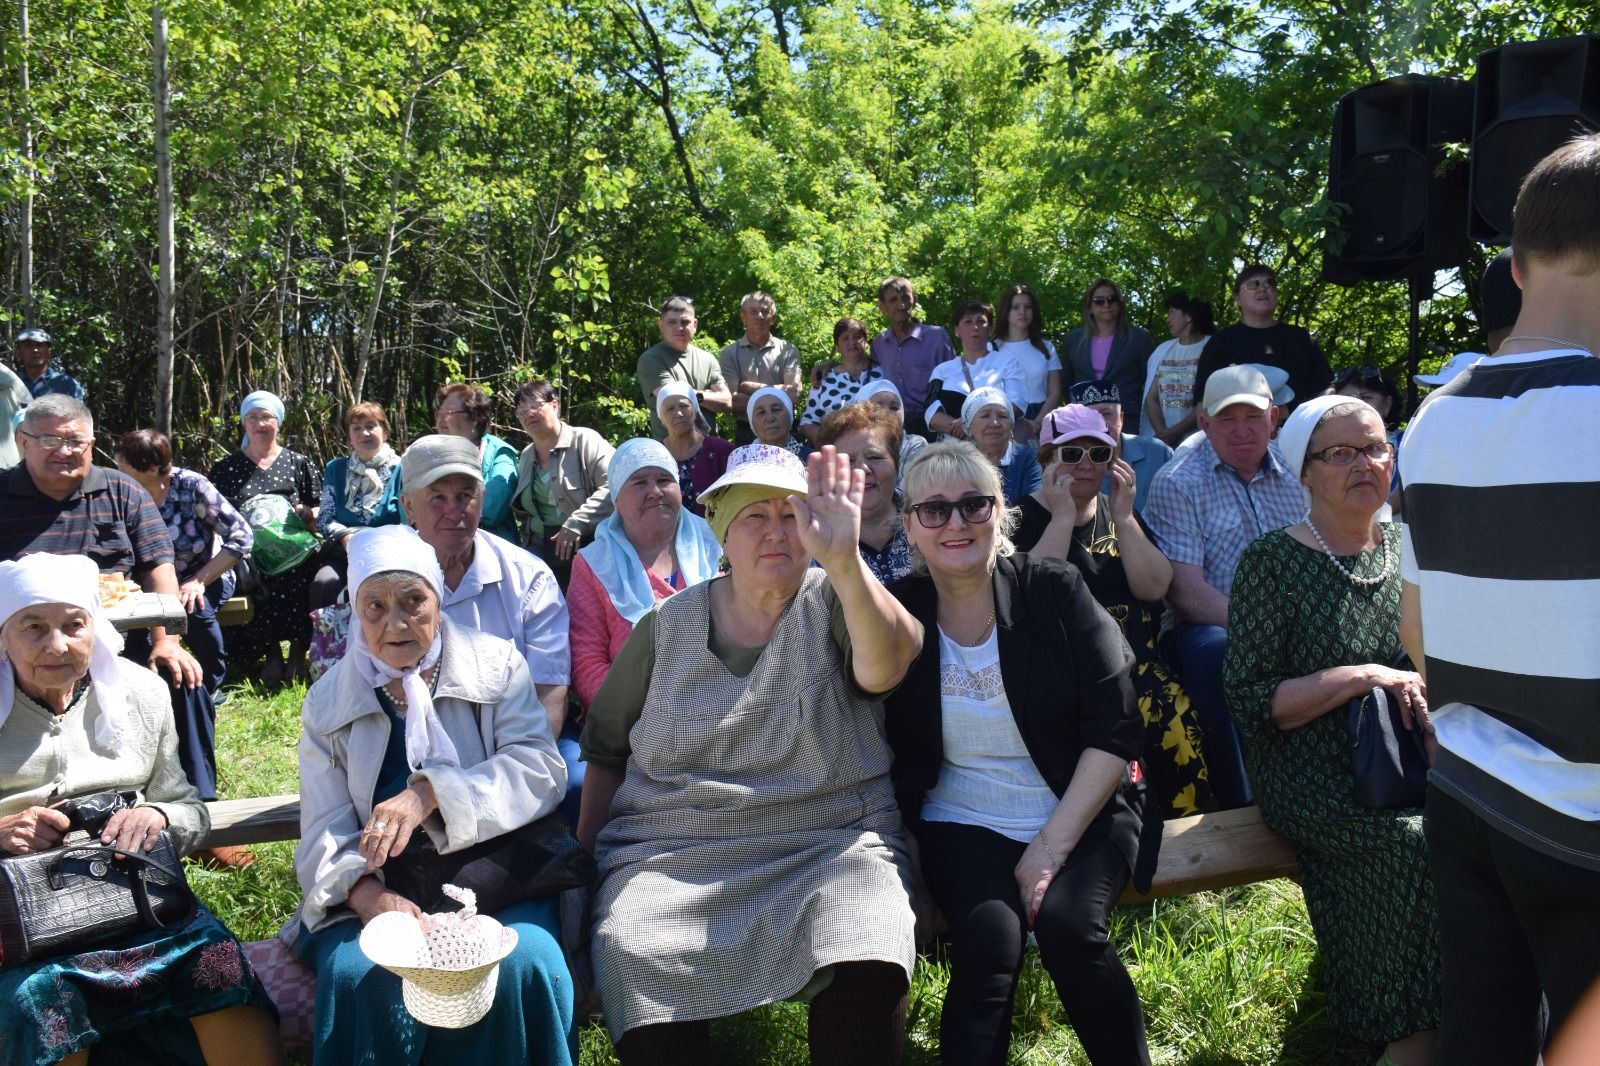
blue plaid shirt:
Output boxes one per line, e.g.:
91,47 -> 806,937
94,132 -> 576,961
24,365 -> 85,401
1143,436 -> 1304,597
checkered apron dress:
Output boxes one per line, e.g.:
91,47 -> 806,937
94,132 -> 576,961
591,570 -> 916,1039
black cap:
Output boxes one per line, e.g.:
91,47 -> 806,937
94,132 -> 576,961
1481,249 -> 1521,334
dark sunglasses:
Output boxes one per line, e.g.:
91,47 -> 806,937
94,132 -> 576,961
1091,295 -> 1120,306
908,495 -> 996,529
1334,366 -> 1386,389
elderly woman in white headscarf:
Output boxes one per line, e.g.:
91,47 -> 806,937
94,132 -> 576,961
1224,395 -> 1439,1065
291,525 -> 576,1066
746,384 -> 812,461
566,439 -> 722,712
656,380 -> 732,517
855,378 -> 928,470
0,553 -> 280,1066
963,386 -> 1042,503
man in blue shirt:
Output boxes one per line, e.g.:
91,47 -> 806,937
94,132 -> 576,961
1069,380 -> 1171,512
14,328 -> 85,402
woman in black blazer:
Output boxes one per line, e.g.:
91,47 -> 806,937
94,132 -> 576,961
885,439 -> 1159,1066
1061,277 -> 1155,434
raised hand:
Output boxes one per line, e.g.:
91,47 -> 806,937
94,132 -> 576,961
789,445 -> 865,574
1107,457 -> 1137,523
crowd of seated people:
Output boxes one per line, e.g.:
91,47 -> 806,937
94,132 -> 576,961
7,129 -> 1597,1066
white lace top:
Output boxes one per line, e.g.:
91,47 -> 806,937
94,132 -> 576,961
920,627 -> 1058,841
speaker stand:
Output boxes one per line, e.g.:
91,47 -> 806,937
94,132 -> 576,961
1405,271 -> 1427,417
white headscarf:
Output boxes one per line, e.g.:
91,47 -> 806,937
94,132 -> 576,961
1277,394 -> 1381,511
961,386 -> 1012,432
0,554 -> 130,752
344,526 -> 459,770
747,385 -> 794,423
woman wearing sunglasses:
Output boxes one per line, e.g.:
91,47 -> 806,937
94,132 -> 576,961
1062,278 -> 1154,435
882,440 -> 1160,1066
1012,406 -> 1216,819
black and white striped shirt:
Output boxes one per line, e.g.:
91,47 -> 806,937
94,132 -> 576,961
1400,348 -> 1600,870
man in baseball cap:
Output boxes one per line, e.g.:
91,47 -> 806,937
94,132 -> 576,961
398,434 -> 580,820
13,327 -> 84,403
1139,363 -> 1306,809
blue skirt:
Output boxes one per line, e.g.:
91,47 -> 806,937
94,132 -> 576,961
0,905 -> 271,1066
295,897 -> 576,1066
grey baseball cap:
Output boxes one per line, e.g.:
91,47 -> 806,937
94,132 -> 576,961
401,434 -> 483,491
14,328 -> 50,344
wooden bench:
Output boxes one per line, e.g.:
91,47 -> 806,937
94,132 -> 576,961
201,796 -> 1298,1048
200,796 -> 1299,901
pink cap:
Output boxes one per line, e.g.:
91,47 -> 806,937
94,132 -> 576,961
1039,404 -> 1116,448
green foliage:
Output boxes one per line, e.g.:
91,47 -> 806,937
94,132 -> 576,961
4,0 -> 1593,461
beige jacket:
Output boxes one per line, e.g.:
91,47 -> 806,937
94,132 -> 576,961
512,423 -> 615,543
292,617 -> 565,934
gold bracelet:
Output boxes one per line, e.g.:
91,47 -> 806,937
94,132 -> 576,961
1038,835 -> 1066,867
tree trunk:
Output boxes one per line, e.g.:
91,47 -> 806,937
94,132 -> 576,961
152,0 -> 176,433
353,91 -> 416,402
18,0 -> 34,324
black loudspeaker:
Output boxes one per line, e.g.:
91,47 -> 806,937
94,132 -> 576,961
1469,35 -> 1600,244
1324,75 -> 1474,284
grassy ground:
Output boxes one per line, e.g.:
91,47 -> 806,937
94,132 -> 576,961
191,681 -> 1373,1066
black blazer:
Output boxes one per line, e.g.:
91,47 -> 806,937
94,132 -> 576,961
884,552 -> 1160,892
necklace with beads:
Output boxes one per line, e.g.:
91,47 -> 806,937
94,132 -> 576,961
1501,334 -> 1594,355
1303,517 -> 1391,587
385,663 -> 440,709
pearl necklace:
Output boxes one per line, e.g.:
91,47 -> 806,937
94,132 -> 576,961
1303,517 -> 1391,587
1502,334 -> 1594,355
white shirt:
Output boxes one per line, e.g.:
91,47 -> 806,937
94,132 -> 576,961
991,338 -> 1062,407
924,350 -> 1030,421
1141,336 -> 1209,436
439,529 -> 571,685
921,627 -> 1058,842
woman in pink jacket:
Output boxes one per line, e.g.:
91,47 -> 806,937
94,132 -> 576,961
566,439 -> 723,710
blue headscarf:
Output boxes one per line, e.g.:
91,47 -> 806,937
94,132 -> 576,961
239,390 -> 286,449
578,438 -> 722,624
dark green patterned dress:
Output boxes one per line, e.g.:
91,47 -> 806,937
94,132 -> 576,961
1223,524 -> 1440,1043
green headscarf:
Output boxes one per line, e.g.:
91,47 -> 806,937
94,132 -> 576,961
703,483 -> 794,544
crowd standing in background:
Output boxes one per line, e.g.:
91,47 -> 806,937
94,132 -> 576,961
3,130 -> 1598,1066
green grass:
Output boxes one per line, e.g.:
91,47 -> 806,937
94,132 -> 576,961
193,683 -> 1373,1065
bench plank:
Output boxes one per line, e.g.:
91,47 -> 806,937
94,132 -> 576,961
203,794 -> 301,848
1121,806 -> 1298,902
201,795 -> 1298,899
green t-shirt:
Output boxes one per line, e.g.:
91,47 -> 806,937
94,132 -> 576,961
635,341 -> 726,438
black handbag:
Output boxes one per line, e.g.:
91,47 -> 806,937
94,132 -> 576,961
381,811 -> 595,915
1346,654 -> 1431,809
0,831 -> 196,965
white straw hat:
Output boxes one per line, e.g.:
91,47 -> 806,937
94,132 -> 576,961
359,889 -> 519,1029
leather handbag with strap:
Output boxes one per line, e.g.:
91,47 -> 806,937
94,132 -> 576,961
1346,652 -> 1430,810
380,811 -> 595,916
0,831 -> 196,965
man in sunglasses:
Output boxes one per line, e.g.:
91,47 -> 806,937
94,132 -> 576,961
1190,265 -> 1332,412
1068,379 -> 1171,512
1143,364 -> 1305,809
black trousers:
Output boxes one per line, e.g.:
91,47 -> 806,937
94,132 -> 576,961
1425,782 -> 1600,1065
917,819 -> 1150,1066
